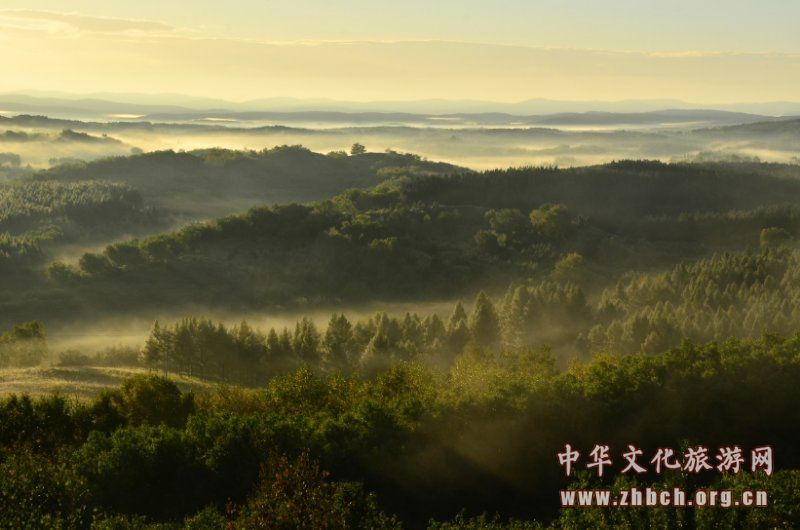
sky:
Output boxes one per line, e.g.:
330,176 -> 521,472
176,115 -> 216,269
1,1 -> 799,103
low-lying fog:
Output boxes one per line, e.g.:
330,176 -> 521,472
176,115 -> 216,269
2,115 -> 798,172
45,299 -> 461,359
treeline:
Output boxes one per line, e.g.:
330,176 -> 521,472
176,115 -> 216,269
590,248 -> 800,354
398,160 -> 800,222
5,160 -> 800,327
35,197 -> 487,318
13,247 -> 800,375
137,247 -> 800,385
0,151 -> 29,180
0,180 -> 166,288
0,320 -> 47,368
141,292 -> 508,382
636,203 -> 800,249
17,161 -> 800,320
0,180 -> 156,236
3,334 -> 800,527
36,145 -> 463,217
0,129 -> 119,144
0,232 -> 41,277
0,146 -> 468,320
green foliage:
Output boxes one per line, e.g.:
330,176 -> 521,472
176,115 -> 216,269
141,319 -> 270,383
0,394 -> 84,452
323,314 -> 356,370
99,375 -> 195,428
551,253 -> 585,283
529,204 -> 571,240
7,155 -> 800,527
36,147 -> 459,219
293,317 -> 320,363
0,180 -> 159,240
589,249 -> 800,353
234,454 -> 400,529
0,320 -> 48,367
1,335 -> 800,526
350,143 -> 367,155
469,291 -> 500,350
10,160 -> 800,327
75,425 -> 210,520
0,450 -> 92,529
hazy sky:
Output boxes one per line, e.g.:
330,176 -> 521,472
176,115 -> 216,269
1,1 -> 799,103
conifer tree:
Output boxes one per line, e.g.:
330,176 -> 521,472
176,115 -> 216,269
322,314 -> 354,370
293,317 -> 320,362
469,291 -> 501,349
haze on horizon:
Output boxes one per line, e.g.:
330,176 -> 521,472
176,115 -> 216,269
1,0 -> 799,105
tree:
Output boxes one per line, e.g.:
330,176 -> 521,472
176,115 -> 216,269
101,374 -> 195,427
350,143 -> 367,155
322,314 -> 355,370
398,313 -> 424,360
551,252 -> 586,283
235,454 -> 400,529
141,321 -> 170,369
529,203 -> 571,240
446,303 -> 470,357
448,302 -> 468,331
361,313 -> 400,372
474,229 -> 504,255
0,321 -> 48,368
266,328 -> 282,359
486,208 -> 529,244
233,321 -> 268,381
469,292 -> 501,350
293,318 -> 320,362
279,328 -> 294,357
423,314 -> 446,347
501,285 -> 530,351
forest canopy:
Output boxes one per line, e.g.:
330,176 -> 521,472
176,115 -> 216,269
2,148 -> 800,529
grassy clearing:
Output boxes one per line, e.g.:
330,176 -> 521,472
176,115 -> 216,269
0,365 -> 218,400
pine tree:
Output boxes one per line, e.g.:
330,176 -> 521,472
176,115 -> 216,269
448,302 -> 468,332
399,313 -> 424,360
423,314 -> 446,348
293,317 -> 320,362
446,302 -> 470,356
266,328 -> 282,359
141,320 -> 169,369
279,328 -> 293,357
322,314 -> 354,370
502,285 -> 529,351
469,291 -> 500,350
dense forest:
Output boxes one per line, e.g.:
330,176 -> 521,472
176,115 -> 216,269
0,180 -> 162,241
2,334 -> 799,528
3,146 -> 800,528
0,147 -> 460,295
34,145 -> 463,218
4,159 -> 800,329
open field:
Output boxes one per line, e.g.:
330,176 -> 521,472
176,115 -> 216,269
0,365 -> 217,400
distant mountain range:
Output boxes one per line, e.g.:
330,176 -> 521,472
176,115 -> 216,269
2,92 -> 800,126
133,109 -> 777,127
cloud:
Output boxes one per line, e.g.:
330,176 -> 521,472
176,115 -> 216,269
0,9 -> 174,35
0,13 -> 798,104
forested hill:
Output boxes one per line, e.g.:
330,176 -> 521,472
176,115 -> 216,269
32,146 -> 464,219
694,117 -> 800,138
6,160 -> 800,326
397,160 -> 800,222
